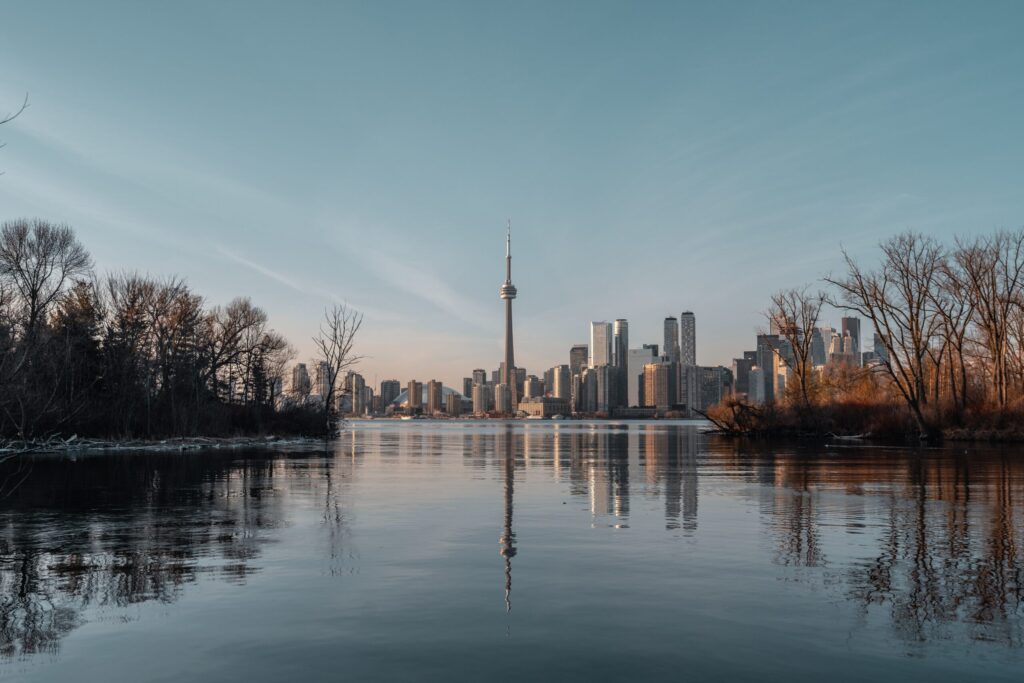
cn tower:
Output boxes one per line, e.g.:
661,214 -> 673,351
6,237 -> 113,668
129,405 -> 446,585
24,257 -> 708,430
499,220 -> 518,410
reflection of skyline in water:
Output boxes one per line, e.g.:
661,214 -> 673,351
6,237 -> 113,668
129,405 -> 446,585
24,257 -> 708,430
2,423 -> 1024,663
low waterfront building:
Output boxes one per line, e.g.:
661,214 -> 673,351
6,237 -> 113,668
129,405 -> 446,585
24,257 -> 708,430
520,396 -> 571,418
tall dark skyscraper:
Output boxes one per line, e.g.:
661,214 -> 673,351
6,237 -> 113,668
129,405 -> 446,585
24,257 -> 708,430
569,344 -> 588,376
841,317 -> 861,365
679,311 -> 696,366
499,222 -> 519,409
663,317 -> 680,364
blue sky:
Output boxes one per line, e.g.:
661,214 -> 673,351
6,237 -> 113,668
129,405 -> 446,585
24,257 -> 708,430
2,1 -> 1022,388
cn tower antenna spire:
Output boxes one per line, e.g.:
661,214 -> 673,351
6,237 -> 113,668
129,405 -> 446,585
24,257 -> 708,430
505,219 -> 512,281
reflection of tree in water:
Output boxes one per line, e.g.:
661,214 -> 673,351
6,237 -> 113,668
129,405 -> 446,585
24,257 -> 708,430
767,457 -> 825,568
729,443 -> 1024,648
844,454 -> 1024,647
0,450 -> 310,659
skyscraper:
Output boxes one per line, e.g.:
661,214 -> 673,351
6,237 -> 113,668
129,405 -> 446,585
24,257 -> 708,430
427,380 -> 443,414
643,362 -> 670,410
291,363 -> 311,395
523,375 -> 544,400
494,383 -> 512,414
679,312 -> 696,366
316,361 -> 332,398
380,379 -> 401,406
731,356 -> 754,397
499,222 -> 519,409
810,328 -> 826,367
755,335 -> 780,403
612,319 -> 629,368
589,322 -> 613,367
663,317 -> 680,364
552,364 -> 571,400
841,317 -> 861,364
627,347 -> 657,407
873,332 -> 889,365
472,383 -> 492,414
407,380 -> 423,412
569,344 -> 588,376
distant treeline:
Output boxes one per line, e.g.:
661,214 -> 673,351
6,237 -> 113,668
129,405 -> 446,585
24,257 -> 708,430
0,218 -> 321,440
711,228 -> 1024,441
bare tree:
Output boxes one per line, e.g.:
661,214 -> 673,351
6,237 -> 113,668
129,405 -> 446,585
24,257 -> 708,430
826,233 -> 945,437
933,257 -> 976,415
312,304 -> 363,435
953,229 -> 1024,409
0,219 -> 92,340
765,286 -> 825,412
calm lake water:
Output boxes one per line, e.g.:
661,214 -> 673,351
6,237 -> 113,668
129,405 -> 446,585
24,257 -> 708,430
2,420 -> 1023,681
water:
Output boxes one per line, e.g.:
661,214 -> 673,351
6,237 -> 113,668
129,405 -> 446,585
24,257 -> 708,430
1,421 -> 1023,681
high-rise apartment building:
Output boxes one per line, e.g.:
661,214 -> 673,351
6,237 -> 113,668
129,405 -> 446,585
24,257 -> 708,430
612,319 -> 629,368
663,317 -> 680,364
427,380 -> 443,414
347,372 -> 366,415
679,312 -> 696,367
380,379 -> 401,406
291,363 -> 311,395
680,364 -> 698,413
643,362 -> 671,410
446,393 -> 462,416
406,380 -> 423,412
316,361 -> 332,398
472,383 -> 492,414
589,322 -> 613,368
472,368 -> 487,386
494,383 -> 512,414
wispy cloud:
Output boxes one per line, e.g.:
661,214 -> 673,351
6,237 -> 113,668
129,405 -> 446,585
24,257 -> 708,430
216,245 -> 307,294
328,230 -> 491,331
214,243 -> 402,324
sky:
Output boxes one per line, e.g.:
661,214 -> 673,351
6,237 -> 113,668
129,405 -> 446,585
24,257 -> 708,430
1,1 -> 1023,390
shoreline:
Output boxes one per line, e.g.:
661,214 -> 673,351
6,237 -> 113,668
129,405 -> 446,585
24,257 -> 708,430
0,434 -> 332,457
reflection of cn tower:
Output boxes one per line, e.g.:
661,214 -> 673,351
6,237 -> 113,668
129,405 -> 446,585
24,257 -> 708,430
499,428 -> 517,613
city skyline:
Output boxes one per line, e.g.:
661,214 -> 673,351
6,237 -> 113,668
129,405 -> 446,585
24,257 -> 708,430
2,3 -> 1023,388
